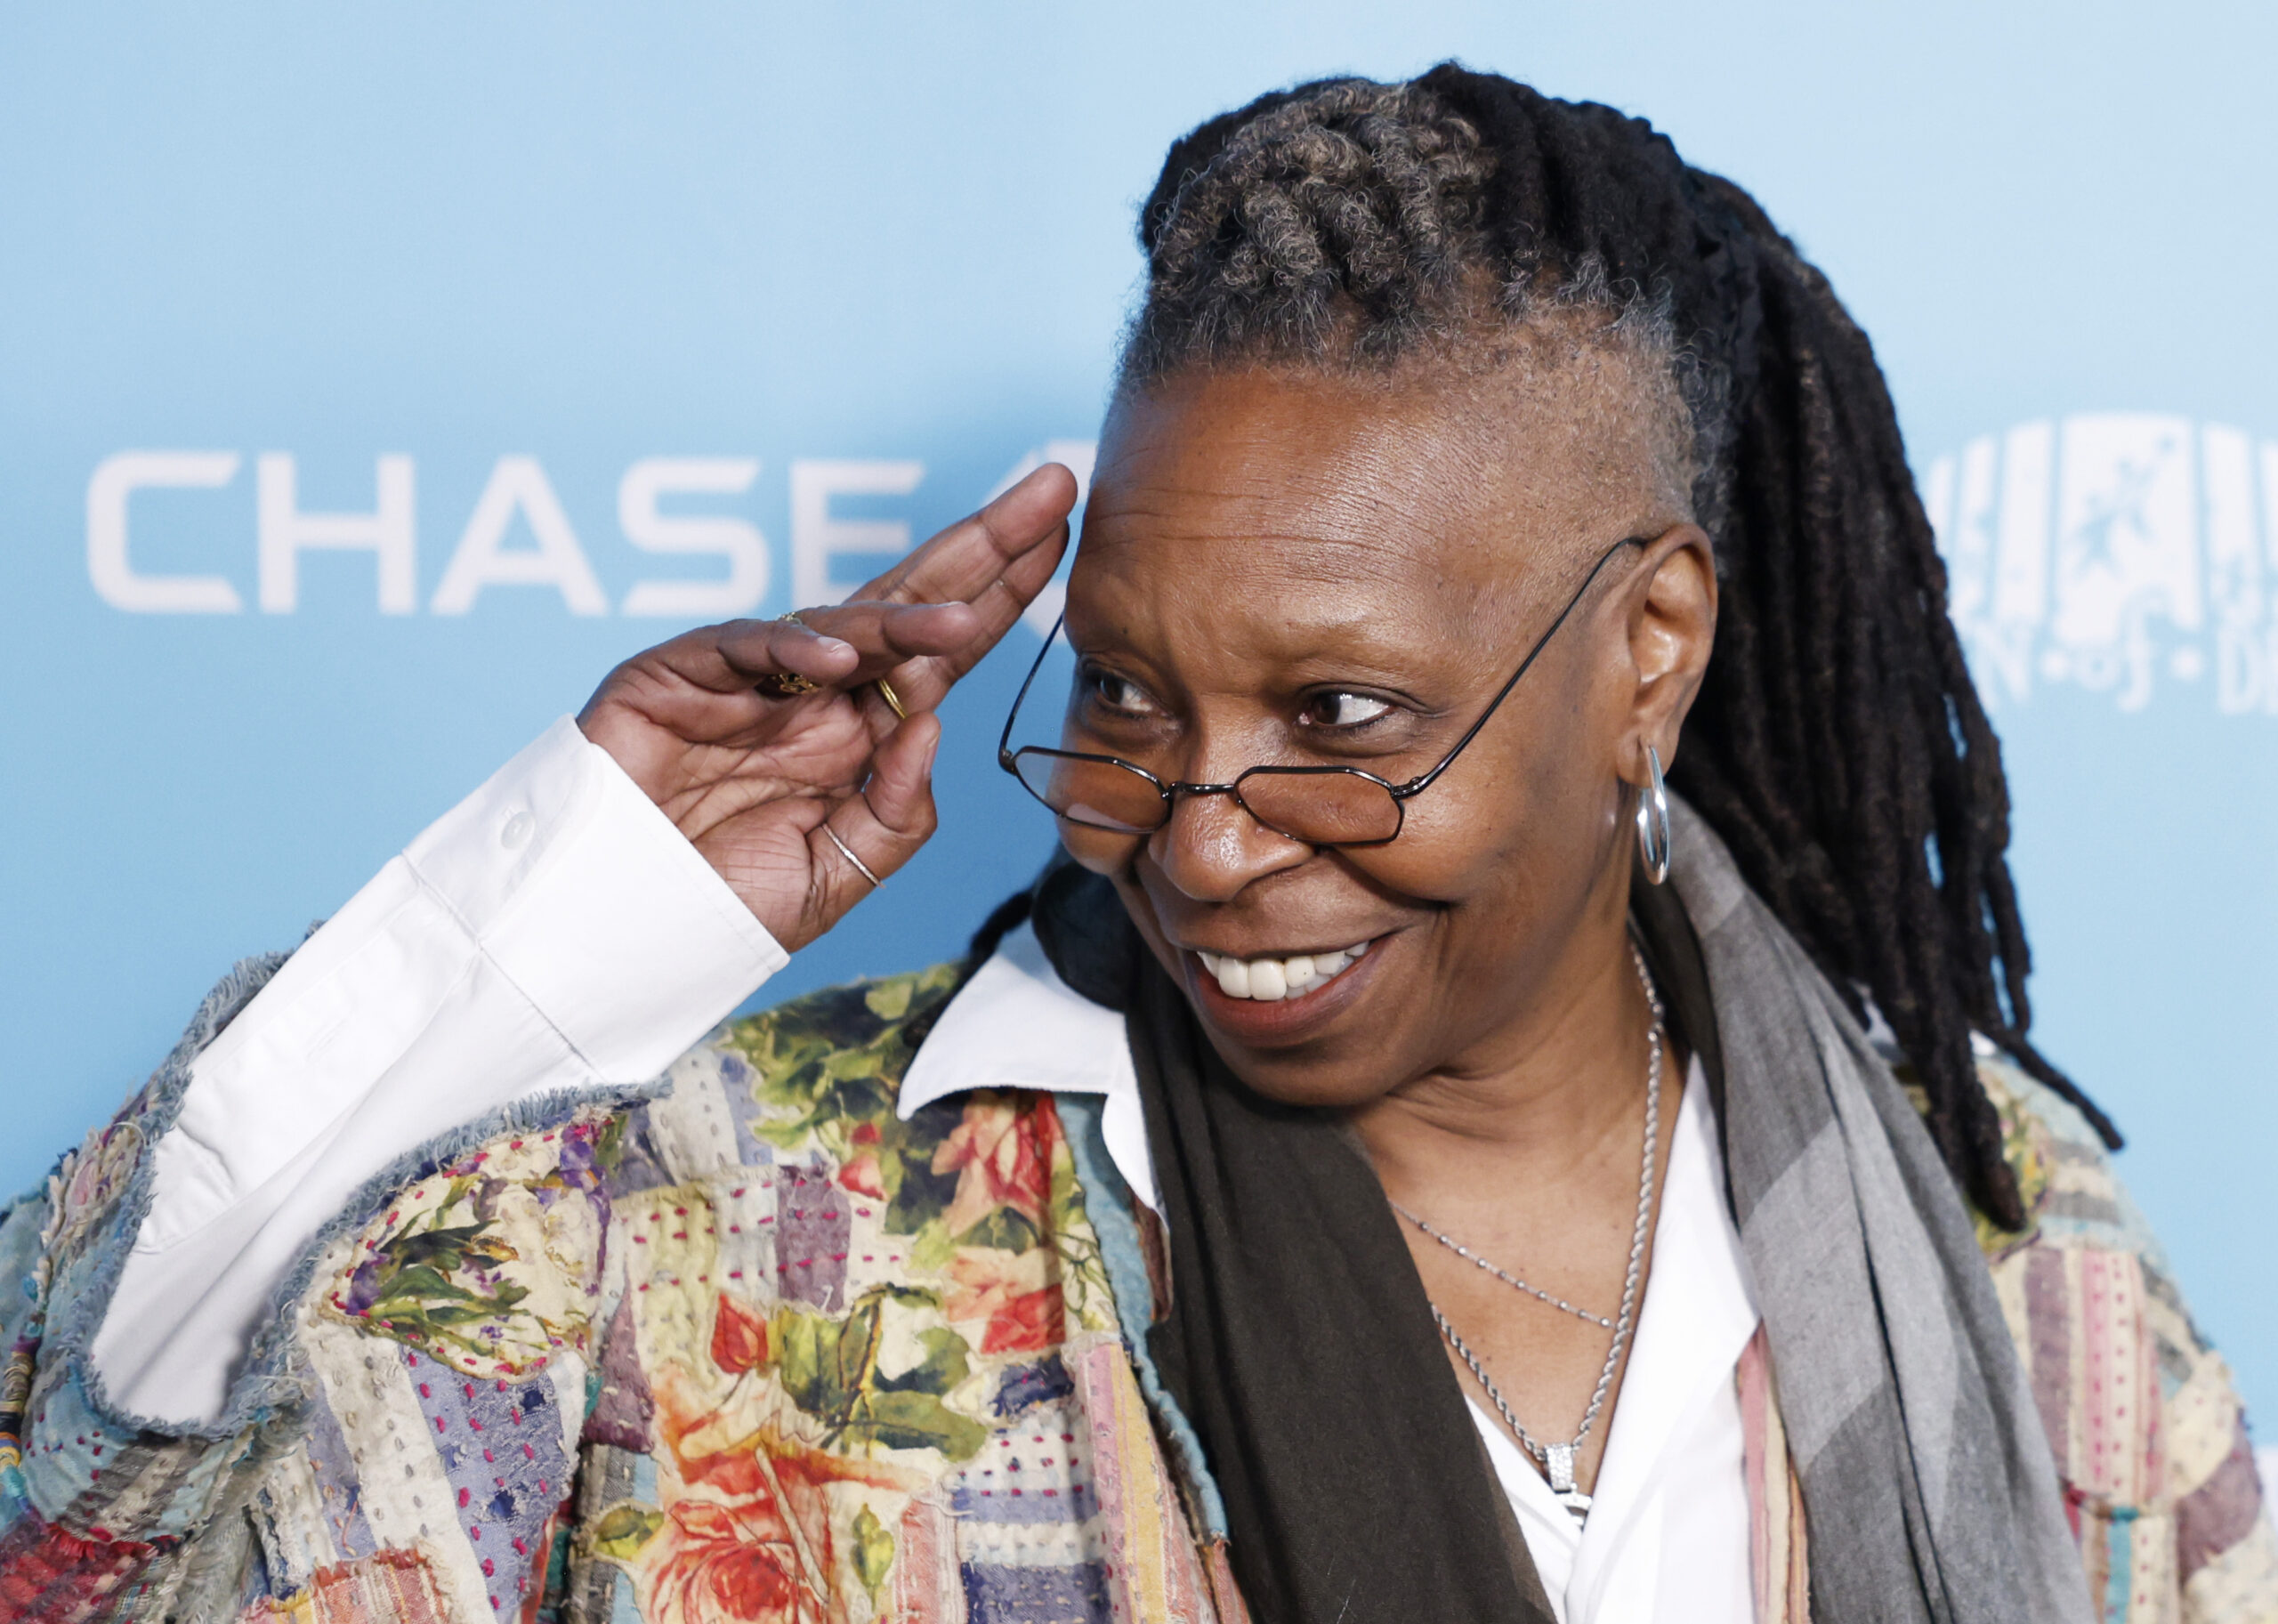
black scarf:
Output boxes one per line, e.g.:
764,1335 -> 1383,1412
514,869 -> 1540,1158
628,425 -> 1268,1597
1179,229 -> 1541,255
1027,861 -> 1724,1624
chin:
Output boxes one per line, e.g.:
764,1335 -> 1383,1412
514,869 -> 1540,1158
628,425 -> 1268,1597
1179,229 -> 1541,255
1183,962 -> 1410,1110
1206,1039 -> 1400,1111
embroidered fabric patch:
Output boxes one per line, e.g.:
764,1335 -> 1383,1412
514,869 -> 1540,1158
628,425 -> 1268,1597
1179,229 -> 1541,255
401,1347 -> 570,1616
0,1507 -> 165,1620
236,1546 -> 455,1623
42,1119 -> 142,1261
323,1111 -> 617,1379
959,1559 -> 1113,1623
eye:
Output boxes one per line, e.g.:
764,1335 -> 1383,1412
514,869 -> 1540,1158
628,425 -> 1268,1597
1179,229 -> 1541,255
1081,665 -> 1163,718
1299,691 -> 1395,729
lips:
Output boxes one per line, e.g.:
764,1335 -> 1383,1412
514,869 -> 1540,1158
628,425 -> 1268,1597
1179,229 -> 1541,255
1183,933 -> 1385,1044
1192,939 -> 1374,1002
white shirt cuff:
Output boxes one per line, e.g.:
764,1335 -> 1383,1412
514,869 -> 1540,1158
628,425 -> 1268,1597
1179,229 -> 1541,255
403,715 -> 788,1080
93,716 -> 785,1426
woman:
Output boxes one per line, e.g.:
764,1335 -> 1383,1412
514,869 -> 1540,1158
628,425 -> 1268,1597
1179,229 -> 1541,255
4,68 -> 2268,1624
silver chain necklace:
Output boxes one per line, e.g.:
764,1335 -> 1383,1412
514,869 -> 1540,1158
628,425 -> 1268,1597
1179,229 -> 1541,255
1409,945 -> 1665,1524
1390,1205 -> 1616,1329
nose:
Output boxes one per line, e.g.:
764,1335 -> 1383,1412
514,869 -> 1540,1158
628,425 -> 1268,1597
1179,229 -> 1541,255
1147,780 -> 1311,901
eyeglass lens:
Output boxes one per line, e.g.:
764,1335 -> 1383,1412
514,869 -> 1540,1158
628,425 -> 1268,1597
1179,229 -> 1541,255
1010,752 -> 1403,846
1010,753 -> 1161,834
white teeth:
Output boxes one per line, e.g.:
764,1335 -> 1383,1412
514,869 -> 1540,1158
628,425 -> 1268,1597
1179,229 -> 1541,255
1196,940 -> 1375,1003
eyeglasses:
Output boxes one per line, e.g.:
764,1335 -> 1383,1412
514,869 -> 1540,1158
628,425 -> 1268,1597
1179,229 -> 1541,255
997,533 -> 1645,849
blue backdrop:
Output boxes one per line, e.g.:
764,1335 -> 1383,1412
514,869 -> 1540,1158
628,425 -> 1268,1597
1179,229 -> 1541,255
4,4 -> 2273,1431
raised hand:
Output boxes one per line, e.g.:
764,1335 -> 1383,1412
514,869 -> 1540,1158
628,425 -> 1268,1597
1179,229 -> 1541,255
577,464 -> 1077,951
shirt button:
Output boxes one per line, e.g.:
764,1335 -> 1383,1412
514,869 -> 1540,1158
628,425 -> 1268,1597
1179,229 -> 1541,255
501,811 -> 535,850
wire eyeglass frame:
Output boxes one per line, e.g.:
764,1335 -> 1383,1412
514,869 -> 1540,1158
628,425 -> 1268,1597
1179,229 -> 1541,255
996,532 -> 1648,850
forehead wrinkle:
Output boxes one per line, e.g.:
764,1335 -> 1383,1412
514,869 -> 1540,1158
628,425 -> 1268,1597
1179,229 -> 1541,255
1079,456 -> 1508,599
1089,598 -> 1426,686
1083,453 -> 1480,541
1072,546 -> 1482,694
1078,345 -> 1678,659
1075,553 -> 1438,675
1078,522 -> 1419,587
1095,387 -> 1498,526
1075,505 -> 1575,669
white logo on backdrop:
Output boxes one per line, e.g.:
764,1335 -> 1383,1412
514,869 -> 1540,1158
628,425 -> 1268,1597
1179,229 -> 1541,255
90,426 -> 2275,705
85,444 -> 1098,626
1922,415 -> 2278,715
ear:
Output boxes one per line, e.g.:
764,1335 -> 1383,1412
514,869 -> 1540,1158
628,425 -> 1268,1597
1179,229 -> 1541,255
1619,523 -> 1717,785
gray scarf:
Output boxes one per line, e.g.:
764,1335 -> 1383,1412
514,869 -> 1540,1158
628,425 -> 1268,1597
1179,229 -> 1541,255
1668,796 -> 2091,1623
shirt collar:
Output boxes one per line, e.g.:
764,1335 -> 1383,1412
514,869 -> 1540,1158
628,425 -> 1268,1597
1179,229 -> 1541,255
898,920 -> 1157,1211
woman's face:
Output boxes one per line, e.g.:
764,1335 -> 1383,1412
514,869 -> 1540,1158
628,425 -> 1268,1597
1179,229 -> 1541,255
1055,351 -> 1715,1108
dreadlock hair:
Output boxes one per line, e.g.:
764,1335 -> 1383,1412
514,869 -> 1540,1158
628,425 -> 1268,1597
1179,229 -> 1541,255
1120,66 -> 2118,1230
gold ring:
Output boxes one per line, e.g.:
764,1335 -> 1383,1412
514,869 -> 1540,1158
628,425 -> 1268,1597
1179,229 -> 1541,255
757,610 -> 821,698
872,677 -> 909,721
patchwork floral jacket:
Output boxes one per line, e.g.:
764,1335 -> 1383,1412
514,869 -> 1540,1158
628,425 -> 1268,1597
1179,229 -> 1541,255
0,959 -> 2272,1623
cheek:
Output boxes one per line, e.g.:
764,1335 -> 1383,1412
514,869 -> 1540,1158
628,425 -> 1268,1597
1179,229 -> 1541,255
1062,826 -> 1144,877
1350,722 -> 1614,905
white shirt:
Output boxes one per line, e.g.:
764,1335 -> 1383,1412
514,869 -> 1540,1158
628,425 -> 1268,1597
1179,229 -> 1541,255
1473,1061 -> 1758,1623
94,718 -> 1757,1624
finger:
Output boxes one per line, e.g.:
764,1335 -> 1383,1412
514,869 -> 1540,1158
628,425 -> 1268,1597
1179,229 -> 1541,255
751,599 -> 1003,731
700,462 -> 1073,731
738,601 -> 984,680
652,616 -> 862,698
883,470 -> 1075,690
949,512 -> 1070,646
834,586 -> 1043,723
788,503 -> 1066,705
856,709 -> 942,840
721,603 -> 988,734
810,712 -> 941,916
859,464 -> 1078,612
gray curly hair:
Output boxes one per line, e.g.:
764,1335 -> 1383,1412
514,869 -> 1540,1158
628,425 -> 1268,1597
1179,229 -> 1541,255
1119,77 -> 1717,529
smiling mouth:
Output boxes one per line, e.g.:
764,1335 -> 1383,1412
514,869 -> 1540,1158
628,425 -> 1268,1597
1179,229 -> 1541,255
1192,940 -> 1375,1003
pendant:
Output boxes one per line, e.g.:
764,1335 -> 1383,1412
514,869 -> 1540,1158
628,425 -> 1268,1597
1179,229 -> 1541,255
1543,1443 -> 1592,1523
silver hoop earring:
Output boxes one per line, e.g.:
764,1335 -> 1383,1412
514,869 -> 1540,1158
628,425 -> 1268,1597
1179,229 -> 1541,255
1635,744 -> 1671,886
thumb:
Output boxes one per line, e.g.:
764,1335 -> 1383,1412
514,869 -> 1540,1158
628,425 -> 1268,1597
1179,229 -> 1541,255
810,712 -> 941,912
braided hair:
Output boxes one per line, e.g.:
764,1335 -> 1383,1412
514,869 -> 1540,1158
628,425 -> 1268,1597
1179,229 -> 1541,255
1120,67 -> 2117,1229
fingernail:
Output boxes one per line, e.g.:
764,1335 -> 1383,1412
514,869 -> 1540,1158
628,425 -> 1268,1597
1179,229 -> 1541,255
921,729 -> 941,774
815,636 -> 852,656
